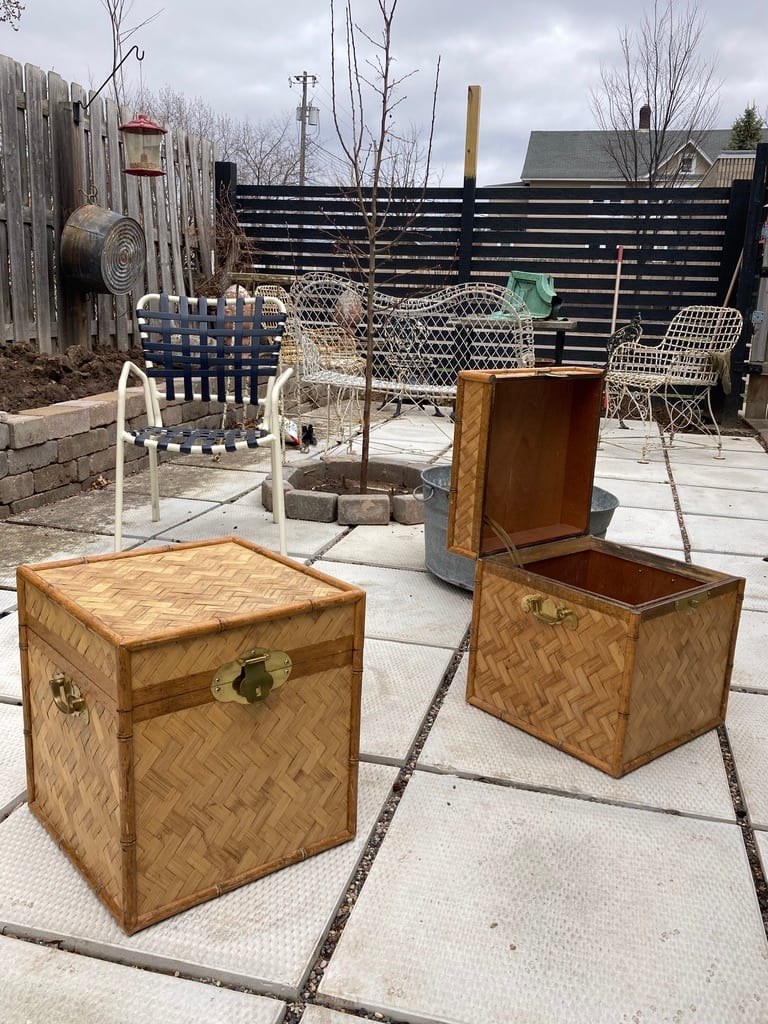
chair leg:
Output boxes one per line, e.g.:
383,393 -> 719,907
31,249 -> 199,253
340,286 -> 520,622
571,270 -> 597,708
149,448 -> 160,521
706,387 -> 725,460
114,435 -> 125,552
269,438 -> 288,557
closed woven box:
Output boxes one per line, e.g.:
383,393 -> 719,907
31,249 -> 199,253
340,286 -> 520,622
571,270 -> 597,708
18,537 -> 365,934
448,367 -> 743,777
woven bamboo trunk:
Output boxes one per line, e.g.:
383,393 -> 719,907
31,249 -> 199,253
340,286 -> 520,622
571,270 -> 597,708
468,537 -> 742,776
18,538 -> 365,934
448,367 -> 744,776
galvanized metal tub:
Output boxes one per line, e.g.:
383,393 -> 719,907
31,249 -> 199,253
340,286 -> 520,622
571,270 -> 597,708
419,464 -> 620,591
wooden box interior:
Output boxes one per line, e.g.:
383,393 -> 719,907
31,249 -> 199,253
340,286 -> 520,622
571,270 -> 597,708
479,371 -> 603,556
519,547 -> 705,606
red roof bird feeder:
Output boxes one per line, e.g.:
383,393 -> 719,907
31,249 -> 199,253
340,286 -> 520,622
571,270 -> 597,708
119,114 -> 167,177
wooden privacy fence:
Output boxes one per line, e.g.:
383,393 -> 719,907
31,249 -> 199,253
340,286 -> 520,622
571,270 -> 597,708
234,178 -> 750,364
0,53 -> 216,354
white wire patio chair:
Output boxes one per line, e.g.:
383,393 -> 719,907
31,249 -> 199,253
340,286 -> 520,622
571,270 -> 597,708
601,305 -> 743,461
114,293 -> 293,554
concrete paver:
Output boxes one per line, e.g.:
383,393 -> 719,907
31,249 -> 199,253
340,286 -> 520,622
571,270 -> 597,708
0,934 -> 285,1024
315,560 -> 472,647
0,703 -> 25,816
320,772 -> 768,1024
420,661 -> 736,821
685,512 -> 768,555
730,609 -> 768,691
326,522 -> 427,570
725,691 -> 768,829
0,763 -> 397,998
0,611 -> 21,701
690,551 -> 768,612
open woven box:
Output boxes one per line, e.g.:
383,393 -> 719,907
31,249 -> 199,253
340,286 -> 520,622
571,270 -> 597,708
448,366 -> 744,777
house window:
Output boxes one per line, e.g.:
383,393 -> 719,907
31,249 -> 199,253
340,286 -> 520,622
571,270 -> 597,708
679,154 -> 694,175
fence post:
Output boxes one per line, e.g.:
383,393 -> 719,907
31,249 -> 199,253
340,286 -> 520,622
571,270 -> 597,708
731,143 -> 768,422
457,86 -> 480,283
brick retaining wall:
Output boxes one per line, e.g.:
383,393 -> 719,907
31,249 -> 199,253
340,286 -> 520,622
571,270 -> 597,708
0,389 -> 224,519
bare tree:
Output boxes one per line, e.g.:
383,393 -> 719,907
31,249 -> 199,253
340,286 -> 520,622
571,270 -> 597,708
0,0 -> 24,29
100,0 -> 163,106
590,0 -> 719,186
330,0 -> 440,490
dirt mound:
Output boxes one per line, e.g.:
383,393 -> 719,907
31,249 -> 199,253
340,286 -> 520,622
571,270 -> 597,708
0,342 -> 144,414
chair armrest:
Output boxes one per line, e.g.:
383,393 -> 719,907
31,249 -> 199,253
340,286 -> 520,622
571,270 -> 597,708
607,340 -> 667,376
117,360 -> 160,429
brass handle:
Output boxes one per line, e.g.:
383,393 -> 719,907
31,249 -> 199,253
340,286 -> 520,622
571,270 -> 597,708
49,674 -> 89,722
675,593 -> 709,615
520,594 -> 578,630
212,648 -> 292,704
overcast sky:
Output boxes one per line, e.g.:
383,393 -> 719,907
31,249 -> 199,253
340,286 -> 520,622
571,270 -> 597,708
3,0 -> 767,186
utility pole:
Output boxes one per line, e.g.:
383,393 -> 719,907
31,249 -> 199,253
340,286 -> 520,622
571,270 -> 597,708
291,71 -> 317,186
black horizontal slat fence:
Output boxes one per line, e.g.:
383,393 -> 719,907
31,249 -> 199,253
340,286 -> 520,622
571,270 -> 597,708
234,177 -> 750,368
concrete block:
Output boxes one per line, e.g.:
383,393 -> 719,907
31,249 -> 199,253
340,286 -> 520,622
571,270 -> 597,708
261,476 -> 293,513
33,460 -> 78,492
0,451 -> 7,480
338,493 -> 391,525
285,488 -> 338,523
11,481 -> 82,514
0,471 -> 34,504
0,421 -> 9,450
77,395 -> 120,428
21,403 -> 91,440
58,427 -> 109,463
8,440 -> 58,474
5,414 -> 49,448
392,493 -> 425,525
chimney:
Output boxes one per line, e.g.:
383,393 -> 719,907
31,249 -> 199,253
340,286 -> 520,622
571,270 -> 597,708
639,105 -> 651,131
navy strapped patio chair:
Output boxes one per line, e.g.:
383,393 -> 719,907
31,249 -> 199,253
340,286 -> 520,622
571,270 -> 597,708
114,293 -> 293,554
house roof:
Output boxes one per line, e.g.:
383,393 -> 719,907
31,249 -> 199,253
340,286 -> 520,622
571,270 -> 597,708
520,129 -> 766,182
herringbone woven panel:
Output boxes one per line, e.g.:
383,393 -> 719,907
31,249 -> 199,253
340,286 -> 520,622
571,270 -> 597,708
133,663 -> 356,920
30,542 -> 346,641
450,376 -> 490,557
623,590 -> 736,765
26,642 -> 123,909
470,566 -> 634,769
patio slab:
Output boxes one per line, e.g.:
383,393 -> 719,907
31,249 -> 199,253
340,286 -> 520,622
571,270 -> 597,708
671,462 -> 768,491
0,524 -> 116,588
0,590 -> 16,613
0,934 -> 285,1024
676,485 -> 768,519
684,513 -> 768,556
593,454 -> 669,482
0,703 -> 25,818
419,661 -> 735,821
319,772 -> 768,1024
326,523 -> 426,571
689,552 -> 768,613
8,488 -> 219,539
593,475 -> 675,511
666,446 -> 768,470
301,1007 -> 368,1024
360,638 -> 454,763
314,561 -> 472,648
0,762 -> 397,999
731,609 -> 768,691
154,498 -> 348,559
0,937 -> 286,1024
603,506 -> 683,549
725,691 -> 768,830
0,611 -> 21,702
122,463 -> 265,501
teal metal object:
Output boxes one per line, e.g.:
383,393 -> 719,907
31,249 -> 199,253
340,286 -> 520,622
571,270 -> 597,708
503,271 -> 562,319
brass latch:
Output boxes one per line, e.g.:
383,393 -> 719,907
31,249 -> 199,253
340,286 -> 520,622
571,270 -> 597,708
49,674 -> 89,723
675,592 -> 709,615
520,594 -> 578,630
211,648 -> 292,705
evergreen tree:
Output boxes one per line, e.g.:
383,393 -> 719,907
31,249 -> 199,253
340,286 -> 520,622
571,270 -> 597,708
727,105 -> 764,150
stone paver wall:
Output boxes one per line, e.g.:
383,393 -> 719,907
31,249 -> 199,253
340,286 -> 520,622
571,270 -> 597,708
0,389 -> 223,519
